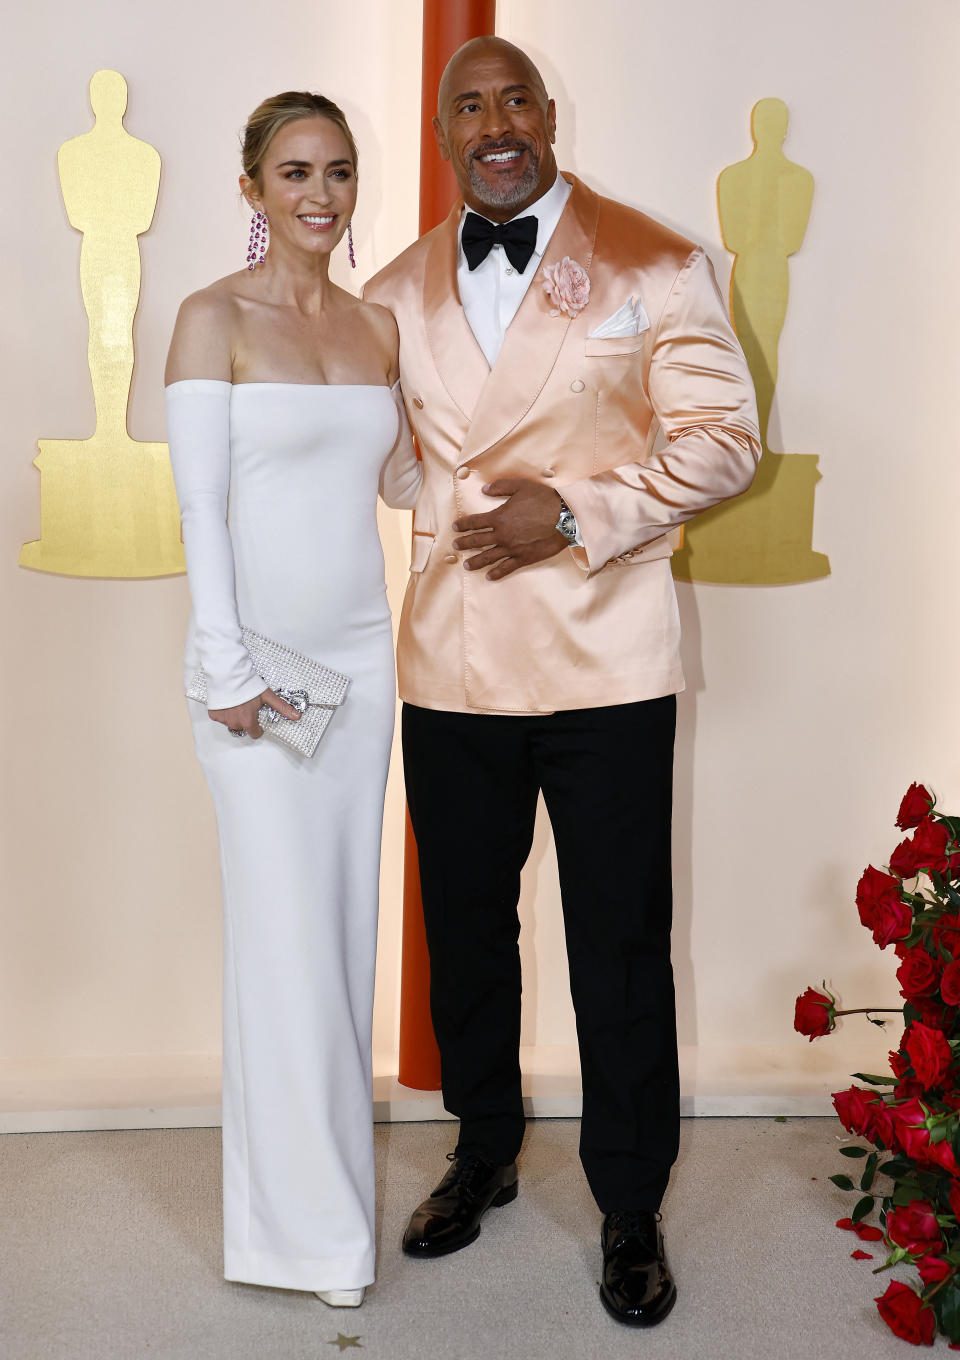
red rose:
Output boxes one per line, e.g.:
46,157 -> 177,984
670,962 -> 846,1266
856,865 -> 907,941
890,1049 -> 911,1079
895,1078 -> 924,1100
875,1281 -> 936,1346
912,997 -> 951,1032
794,986 -> 835,1041
897,946 -> 941,999
942,961 -> 960,1006
949,1182 -> 960,1220
912,817 -> 953,875
918,1255 -> 953,1286
886,1199 -> 943,1256
923,1138 -> 960,1176
892,1099 -> 960,1174
868,1101 -> 897,1148
891,835 -> 923,880
898,784 -> 935,831
935,914 -> 960,960
832,1086 -> 881,1136
904,1022 -> 954,1089
833,1077 -> 895,1145
892,1098 -> 932,1160
873,898 -> 914,949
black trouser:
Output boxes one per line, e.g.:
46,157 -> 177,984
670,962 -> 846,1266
402,696 -> 679,1213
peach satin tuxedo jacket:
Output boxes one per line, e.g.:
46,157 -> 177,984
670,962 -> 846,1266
365,174 -> 761,715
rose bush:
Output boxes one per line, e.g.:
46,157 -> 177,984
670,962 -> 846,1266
794,785 -> 960,1346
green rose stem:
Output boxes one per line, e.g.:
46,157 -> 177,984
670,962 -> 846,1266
923,1271 -> 957,1302
834,1009 -> 902,1019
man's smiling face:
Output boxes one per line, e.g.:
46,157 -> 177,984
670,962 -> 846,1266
433,38 -> 558,222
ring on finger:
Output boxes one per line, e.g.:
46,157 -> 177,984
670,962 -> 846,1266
228,728 -> 246,738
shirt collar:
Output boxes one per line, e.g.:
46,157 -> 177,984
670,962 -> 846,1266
458,173 -> 572,271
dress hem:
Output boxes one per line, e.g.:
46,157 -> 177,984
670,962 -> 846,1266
224,1246 -> 375,1293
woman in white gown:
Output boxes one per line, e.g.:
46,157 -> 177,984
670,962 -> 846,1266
164,92 -> 420,1306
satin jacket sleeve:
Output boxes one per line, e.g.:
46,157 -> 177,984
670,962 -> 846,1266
558,247 -> 761,574
165,379 -> 265,711
378,379 -> 422,510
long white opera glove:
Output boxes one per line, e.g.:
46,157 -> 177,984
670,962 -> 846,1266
165,379 -> 265,711
378,379 -> 423,510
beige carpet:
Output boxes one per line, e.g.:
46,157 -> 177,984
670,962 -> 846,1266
0,1117 -> 920,1359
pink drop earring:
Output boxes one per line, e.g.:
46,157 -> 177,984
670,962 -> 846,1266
247,209 -> 268,269
347,221 -> 356,269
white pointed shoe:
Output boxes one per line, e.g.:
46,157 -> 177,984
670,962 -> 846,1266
315,1287 -> 365,1308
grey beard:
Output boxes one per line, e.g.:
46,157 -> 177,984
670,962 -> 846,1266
467,148 -> 541,210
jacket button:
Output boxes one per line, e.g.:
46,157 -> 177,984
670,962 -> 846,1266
444,553 -> 458,564
542,467 -> 556,478
570,379 -> 585,393
413,396 -> 424,408
456,467 -> 470,479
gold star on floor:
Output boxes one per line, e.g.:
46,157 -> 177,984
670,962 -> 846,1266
328,1336 -> 362,1352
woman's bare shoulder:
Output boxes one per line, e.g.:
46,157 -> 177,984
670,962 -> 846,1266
353,297 -> 400,381
177,273 -> 253,325
358,297 -> 399,341
165,276 -> 247,383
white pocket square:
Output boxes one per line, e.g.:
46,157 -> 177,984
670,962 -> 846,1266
587,296 -> 650,339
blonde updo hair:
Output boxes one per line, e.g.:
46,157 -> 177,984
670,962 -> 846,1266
241,91 -> 358,190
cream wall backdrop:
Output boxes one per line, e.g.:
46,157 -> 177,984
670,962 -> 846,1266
3,0 -> 959,1125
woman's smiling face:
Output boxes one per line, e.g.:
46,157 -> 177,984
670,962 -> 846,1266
241,116 -> 358,262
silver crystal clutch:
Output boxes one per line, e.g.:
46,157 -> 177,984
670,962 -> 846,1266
185,627 -> 350,758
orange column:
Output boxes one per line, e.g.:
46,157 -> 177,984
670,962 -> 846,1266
398,0 -> 496,1091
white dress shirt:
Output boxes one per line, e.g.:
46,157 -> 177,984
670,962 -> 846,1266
457,173 -> 572,368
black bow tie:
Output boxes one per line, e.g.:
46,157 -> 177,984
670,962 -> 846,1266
462,212 -> 538,273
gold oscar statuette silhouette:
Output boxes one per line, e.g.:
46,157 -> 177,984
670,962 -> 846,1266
673,98 -> 829,585
19,70 -> 184,577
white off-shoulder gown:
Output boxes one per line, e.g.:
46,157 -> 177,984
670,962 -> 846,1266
164,380 -> 420,1292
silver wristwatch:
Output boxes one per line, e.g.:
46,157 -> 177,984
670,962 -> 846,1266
555,496 -> 581,547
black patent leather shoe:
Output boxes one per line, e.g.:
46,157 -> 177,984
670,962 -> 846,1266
600,1210 -> 677,1327
401,1153 -> 518,1258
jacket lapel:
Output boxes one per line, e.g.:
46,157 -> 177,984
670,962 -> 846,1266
422,203 -> 490,421
458,175 -> 600,466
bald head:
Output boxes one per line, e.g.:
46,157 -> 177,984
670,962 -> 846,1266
437,36 -> 549,120
433,36 -> 558,222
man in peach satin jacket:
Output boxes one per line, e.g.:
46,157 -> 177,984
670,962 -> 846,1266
365,36 -> 759,1327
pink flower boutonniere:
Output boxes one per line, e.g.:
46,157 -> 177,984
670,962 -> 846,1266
542,256 -> 590,317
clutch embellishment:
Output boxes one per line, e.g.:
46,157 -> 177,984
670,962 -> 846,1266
185,628 -> 350,758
